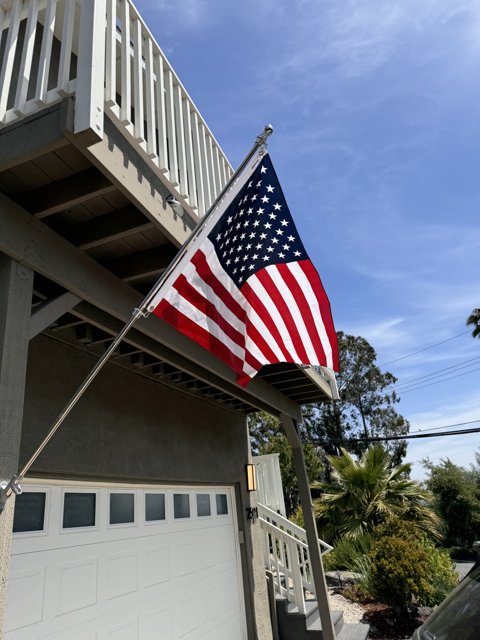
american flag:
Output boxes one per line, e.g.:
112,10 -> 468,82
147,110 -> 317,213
150,153 -> 338,386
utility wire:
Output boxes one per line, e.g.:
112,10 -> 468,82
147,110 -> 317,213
407,419 -> 480,434
309,425 -> 480,446
398,365 -> 480,394
394,356 -> 480,390
378,330 -> 471,367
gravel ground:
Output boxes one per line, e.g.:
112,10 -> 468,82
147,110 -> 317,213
328,589 -> 366,624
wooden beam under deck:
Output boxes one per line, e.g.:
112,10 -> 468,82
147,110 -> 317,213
73,206 -> 155,249
0,100 -> 73,173
17,167 -> 117,219
102,245 -> 179,283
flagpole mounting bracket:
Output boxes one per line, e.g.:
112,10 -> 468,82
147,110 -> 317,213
0,475 -> 23,514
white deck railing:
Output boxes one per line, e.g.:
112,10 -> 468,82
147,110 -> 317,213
0,0 -> 232,216
258,503 -> 333,615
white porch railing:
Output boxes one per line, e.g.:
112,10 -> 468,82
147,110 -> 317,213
0,0 -> 232,216
253,454 -> 287,517
258,503 -> 333,615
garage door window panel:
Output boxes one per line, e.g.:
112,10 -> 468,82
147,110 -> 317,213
216,493 -> 229,516
173,493 -> 190,519
13,491 -> 47,534
196,493 -> 211,517
145,493 -> 166,522
62,492 -> 97,529
109,492 -> 135,525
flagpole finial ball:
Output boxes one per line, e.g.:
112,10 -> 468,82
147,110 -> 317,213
256,125 -> 274,147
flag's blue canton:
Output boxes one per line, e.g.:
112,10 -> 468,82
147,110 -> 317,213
208,155 -> 307,289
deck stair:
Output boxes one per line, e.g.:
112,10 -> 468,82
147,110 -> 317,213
275,597 -> 369,639
255,455 -> 369,639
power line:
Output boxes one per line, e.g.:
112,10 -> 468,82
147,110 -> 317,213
378,330 -> 471,367
394,356 -> 480,390
407,419 -> 480,434
399,365 -> 480,394
309,425 -> 480,445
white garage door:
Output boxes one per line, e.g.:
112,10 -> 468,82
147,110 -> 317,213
5,480 -> 246,640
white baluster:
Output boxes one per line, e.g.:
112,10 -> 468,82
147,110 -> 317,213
35,0 -> 57,106
183,100 -> 197,210
154,52 -> 168,174
120,0 -> 131,126
206,134 -> 216,202
143,37 -> 157,159
0,0 -> 22,123
198,121 -> 212,211
14,0 -> 39,115
289,537 -> 306,614
105,0 -> 117,108
174,84 -> 188,199
58,0 -> 76,96
165,69 -> 179,186
132,16 -> 144,144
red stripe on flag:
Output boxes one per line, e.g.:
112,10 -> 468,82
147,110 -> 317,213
154,299 -> 246,375
241,280 -> 295,362
277,261 -> 327,365
191,251 -> 246,323
172,273 -> 245,350
192,250 -> 280,367
299,260 -> 339,371
254,268 -> 311,365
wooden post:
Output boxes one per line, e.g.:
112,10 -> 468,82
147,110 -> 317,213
280,414 -> 336,640
0,254 -> 33,636
75,0 -> 106,142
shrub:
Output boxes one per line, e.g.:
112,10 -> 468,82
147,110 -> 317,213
421,541 -> 459,605
324,532 -> 374,571
368,518 -> 458,611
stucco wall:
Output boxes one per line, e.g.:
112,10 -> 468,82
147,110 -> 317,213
21,335 -> 248,483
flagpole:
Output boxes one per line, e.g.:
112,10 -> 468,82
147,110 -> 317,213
0,124 -> 273,514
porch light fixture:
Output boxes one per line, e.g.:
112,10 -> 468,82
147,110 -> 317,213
245,464 -> 257,492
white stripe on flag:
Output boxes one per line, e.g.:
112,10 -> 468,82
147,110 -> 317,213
287,261 -> 334,369
247,273 -> 303,364
267,264 -> 319,365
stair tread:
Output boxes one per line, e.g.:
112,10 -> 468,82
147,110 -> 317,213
305,608 -> 343,631
286,599 -> 318,616
336,622 -> 370,640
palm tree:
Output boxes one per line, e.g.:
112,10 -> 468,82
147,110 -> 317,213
467,308 -> 480,338
315,445 -> 440,542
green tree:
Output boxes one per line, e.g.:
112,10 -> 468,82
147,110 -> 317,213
305,332 -> 409,463
248,410 -> 282,455
466,308 -> 480,338
316,445 -> 440,543
423,457 -> 480,548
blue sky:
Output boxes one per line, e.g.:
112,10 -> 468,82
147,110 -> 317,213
135,0 -> 480,480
